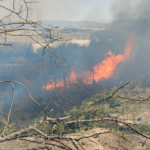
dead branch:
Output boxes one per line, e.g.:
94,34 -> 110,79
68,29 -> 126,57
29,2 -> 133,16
0,80 -> 50,117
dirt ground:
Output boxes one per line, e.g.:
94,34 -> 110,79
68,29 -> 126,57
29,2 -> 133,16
0,128 -> 150,150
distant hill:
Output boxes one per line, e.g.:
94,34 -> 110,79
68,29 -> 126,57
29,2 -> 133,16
42,20 -> 107,28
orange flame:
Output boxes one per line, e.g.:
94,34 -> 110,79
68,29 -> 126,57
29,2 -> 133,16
69,67 -> 77,83
43,33 -> 135,91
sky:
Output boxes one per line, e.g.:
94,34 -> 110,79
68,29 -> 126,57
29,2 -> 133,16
0,0 -> 113,22
37,0 -> 113,21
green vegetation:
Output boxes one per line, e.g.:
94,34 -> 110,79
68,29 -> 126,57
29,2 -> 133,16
1,78 -> 150,138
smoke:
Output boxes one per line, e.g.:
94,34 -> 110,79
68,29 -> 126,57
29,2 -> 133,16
110,0 -> 150,20
0,43 -> 46,105
108,0 -> 150,81
110,0 -> 150,35
2,0 -> 150,111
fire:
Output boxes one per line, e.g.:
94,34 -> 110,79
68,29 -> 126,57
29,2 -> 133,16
44,80 -> 64,91
69,67 -> 77,83
43,33 -> 135,91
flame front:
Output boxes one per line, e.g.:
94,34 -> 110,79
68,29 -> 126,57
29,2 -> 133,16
43,33 -> 135,91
